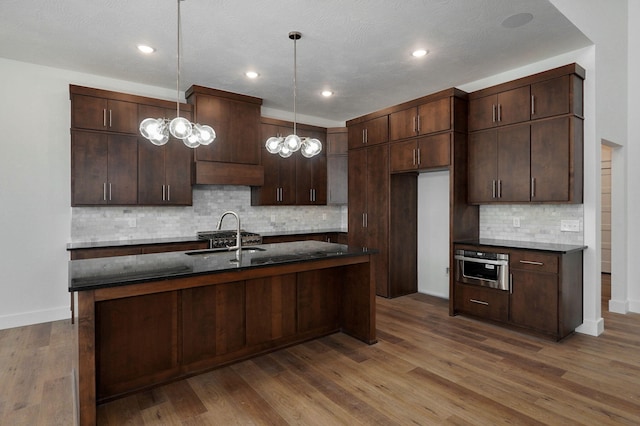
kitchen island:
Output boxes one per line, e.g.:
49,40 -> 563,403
69,241 -> 376,426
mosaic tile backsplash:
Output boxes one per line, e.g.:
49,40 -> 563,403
71,186 -> 347,242
479,204 -> 584,245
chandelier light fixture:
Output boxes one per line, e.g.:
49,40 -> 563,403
139,0 -> 215,148
265,31 -> 322,158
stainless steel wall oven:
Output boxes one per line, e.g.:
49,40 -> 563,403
454,249 -> 510,291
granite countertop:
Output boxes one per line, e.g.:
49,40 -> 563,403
69,240 -> 372,292
454,238 -> 587,254
66,229 -> 348,250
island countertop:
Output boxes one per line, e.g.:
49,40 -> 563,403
69,240 -> 374,292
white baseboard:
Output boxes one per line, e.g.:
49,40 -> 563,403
609,298 -> 629,314
628,299 -> 640,313
575,317 -> 604,336
0,306 -> 70,330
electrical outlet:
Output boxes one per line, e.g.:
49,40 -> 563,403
561,219 -> 580,232
322,213 -> 327,220
128,218 -> 137,228
513,217 -> 520,228
270,214 -> 276,222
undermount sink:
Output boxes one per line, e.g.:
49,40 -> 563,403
185,247 -> 266,256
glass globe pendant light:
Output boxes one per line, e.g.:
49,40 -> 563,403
264,31 -> 322,158
139,0 -> 215,149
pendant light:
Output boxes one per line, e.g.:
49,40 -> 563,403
139,0 -> 215,148
265,31 -> 322,158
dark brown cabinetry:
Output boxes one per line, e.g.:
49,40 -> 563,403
389,97 -> 451,141
390,133 -> 451,172
468,86 -> 530,131
71,131 -> 138,206
137,104 -> 193,205
186,85 -> 264,186
347,115 -> 388,149
70,85 -> 197,206
251,119 -> 327,206
468,125 -> 530,203
452,243 -> 584,340
467,64 -> 585,204
327,127 -> 348,205
509,249 -> 583,339
72,94 -> 138,134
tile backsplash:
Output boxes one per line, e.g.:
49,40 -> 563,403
479,204 -> 584,244
71,186 -> 347,242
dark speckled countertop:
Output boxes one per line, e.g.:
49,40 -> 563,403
69,240 -> 372,292
454,238 -> 587,254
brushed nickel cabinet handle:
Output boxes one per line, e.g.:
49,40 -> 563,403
417,115 -> 420,133
162,184 -> 165,201
413,148 -> 417,166
519,260 -> 544,266
417,147 -> 421,165
498,103 -> 502,122
413,116 -> 417,133
108,183 -> 112,201
109,110 -> 112,127
103,109 -> 107,127
492,104 -> 496,123
103,182 -> 107,201
531,95 -> 535,116
167,185 -> 170,201
492,180 -> 496,198
531,177 -> 536,198
470,299 -> 489,306
498,179 -> 502,198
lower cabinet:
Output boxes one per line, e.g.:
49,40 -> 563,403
452,244 -> 583,340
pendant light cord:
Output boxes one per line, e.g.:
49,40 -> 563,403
292,34 -> 297,136
176,0 -> 182,118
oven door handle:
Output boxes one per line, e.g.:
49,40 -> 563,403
454,255 -> 509,266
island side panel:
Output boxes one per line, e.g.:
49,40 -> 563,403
340,260 -> 377,344
77,290 -> 96,426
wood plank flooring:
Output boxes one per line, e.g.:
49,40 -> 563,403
2,276 -> 640,425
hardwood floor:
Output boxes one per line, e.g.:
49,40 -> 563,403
2,276 -> 639,425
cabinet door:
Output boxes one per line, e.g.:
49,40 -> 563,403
296,128 -> 327,205
107,134 -> 138,204
164,140 -> 193,205
390,140 -> 417,172
497,86 -> 530,127
72,131 -> 108,205
137,138 -> 165,204
193,96 -> 260,164
348,149 -> 367,248
72,95 -> 137,134
468,95 -> 497,131
389,107 -> 417,141
497,125 -> 530,202
367,145 -> 390,297
531,117 -> 571,202
348,116 -> 389,149
531,75 -> 571,119
510,269 -> 558,334
418,97 -> 451,134
107,99 -> 138,134
417,133 -> 450,169
468,130 -> 498,203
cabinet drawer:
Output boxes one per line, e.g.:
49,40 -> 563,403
510,251 -> 558,274
454,283 -> 508,322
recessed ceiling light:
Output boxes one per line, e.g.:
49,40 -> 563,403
412,49 -> 428,58
245,71 -> 259,79
501,13 -> 534,28
137,44 -> 155,54
321,90 -> 333,97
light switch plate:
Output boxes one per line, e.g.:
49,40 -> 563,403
561,219 -> 580,232
513,217 -> 520,228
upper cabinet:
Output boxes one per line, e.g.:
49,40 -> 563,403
389,97 -> 451,141
251,119 -> 327,206
468,86 -> 530,131
72,94 -> 138,134
186,86 -> 264,186
467,64 -> 585,204
347,115 -> 388,149
70,85 -> 195,206
137,105 -> 194,206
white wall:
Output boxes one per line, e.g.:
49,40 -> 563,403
417,171 -> 450,298
0,58 -> 180,329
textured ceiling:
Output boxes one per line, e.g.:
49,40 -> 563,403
0,0 -> 591,124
